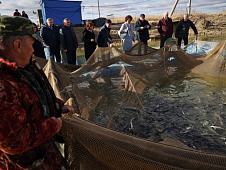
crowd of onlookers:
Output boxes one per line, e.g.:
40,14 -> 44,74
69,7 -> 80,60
13,9 -> 198,65
13,9 -> 28,18
118,12 -> 198,50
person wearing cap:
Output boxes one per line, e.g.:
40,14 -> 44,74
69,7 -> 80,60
60,18 -> 78,65
175,14 -> 198,47
13,9 -> 21,17
22,10 -> 29,18
0,16 -> 74,169
40,18 -> 61,62
134,14 -> 151,45
158,11 -> 173,48
97,19 -> 113,47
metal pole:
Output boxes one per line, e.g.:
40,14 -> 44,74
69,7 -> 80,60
169,0 -> 179,17
97,0 -> 100,18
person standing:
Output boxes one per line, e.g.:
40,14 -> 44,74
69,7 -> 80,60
158,11 -> 173,48
32,23 -> 45,58
60,18 -> 78,65
97,19 -> 113,47
175,14 -> 198,47
40,18 -> 61,62
119,15 -> 135,52
134,14 -> 151,45
0,16 -> 74,169
13,9 -> 21,17
22,10 -> 29,18
82,22 -> 96,61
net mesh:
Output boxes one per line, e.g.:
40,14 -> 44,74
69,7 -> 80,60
35,40 -> 226,169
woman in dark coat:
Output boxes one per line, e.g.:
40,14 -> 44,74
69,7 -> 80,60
32,23 -> 46,59
82,22 -> 96,61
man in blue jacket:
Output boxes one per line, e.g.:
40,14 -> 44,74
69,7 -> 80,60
40,18 -> 61,62
60,18 -> 78,64
97,19 -> 113,47
175,14 -> 198,47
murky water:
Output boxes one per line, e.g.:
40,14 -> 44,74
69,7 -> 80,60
77,38 -> 226,155
92,70 -> 226,156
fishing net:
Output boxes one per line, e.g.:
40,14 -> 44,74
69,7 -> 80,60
35,40 -> 226,169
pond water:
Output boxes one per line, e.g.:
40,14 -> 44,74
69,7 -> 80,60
78,38 -> 226,156
90,66 -> 226,156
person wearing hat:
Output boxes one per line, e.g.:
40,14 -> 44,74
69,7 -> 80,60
134,14 -> 151,45
0,16 -> 74,169
97,19 -> 113,47
13,9 -> 21,17
175,14 -> 198,47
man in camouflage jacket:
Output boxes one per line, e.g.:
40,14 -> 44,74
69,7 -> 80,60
0,16 -> 74,169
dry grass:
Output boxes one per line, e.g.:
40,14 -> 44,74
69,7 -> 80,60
109,10 -> 226,23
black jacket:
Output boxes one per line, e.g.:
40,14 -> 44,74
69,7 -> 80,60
134,19 -> 151,42
22,13 -> 28,18
40,24 -> 60,50
33,32 -> 45,59
60,25 -> 78,51
175,19 -> 198,38
82,29 -> 96,59
97,25 -> 112,47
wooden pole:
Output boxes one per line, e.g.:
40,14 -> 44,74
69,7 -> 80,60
169,0 -> 179,17
188,0 -> 191,15
97,0 -> 100,18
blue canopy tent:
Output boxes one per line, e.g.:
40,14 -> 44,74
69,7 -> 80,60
40,0 -> 82,25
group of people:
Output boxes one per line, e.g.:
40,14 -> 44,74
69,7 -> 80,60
33,12 -> 198,65
118,12 -> 198,51
33,18 -> 96,64
13,9 -> 29,18
0,11 -> 199,169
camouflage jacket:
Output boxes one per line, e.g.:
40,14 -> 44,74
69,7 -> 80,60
0,56 -> 65,169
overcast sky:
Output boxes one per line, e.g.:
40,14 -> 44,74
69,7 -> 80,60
0,0 -> 225,22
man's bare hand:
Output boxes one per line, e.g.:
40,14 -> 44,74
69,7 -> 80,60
91,39 -> 94,42
141,27 -> 144,30
61,105 -> 74,114
51,117 -> 62,133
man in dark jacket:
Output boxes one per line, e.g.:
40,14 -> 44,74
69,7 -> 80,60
97,19 -> 113,47
175,14 -> 198,47
60,18 -> 78,64
134,14 -> 151,45
0,16 -> 74,169
40,18 -> 61,62
22,11 -> 28,18
158,11 -> 173,48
